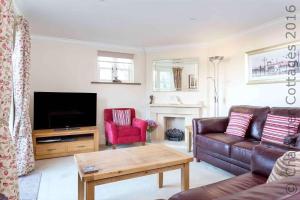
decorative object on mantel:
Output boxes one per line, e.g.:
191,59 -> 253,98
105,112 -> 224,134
208,56 -> 224,117
149,95 -> 154,104
188,74 -> 197,89
146,120 -> 158,143
175,96 -> 183,104
91,81 -> 141,85
246,42 -> 300,84
165,128 -> 185,141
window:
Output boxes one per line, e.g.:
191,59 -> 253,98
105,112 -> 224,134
97,51 -> 134,82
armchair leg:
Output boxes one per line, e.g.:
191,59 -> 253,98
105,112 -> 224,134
141,142 -> 145,146
112,145 -> 116,149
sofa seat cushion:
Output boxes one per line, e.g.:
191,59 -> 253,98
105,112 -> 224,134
231,140 -> 260,164
117,126 -> 140,137
169,173 -> 267,200
196,133 -> 244,157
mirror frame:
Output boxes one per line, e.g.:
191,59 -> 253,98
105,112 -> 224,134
152,58 -> 200,92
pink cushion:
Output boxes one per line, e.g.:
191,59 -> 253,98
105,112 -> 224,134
112,109 -> 131,126
225,112 -> 253,137
117,126 -> 140,137
261,114 -> 300,144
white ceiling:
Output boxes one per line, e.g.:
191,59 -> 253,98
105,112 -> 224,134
15,0 -> 293,47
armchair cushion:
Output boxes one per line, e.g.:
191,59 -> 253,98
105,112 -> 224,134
117,126 -> 140,137
112,109 -> 131,126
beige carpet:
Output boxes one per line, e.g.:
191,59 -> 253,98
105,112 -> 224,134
34,142 -> 234,200
19,172 -> 42,200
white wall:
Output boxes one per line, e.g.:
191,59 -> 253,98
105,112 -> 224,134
209,19 -> 300,116
30,36 -> 147,143
144,18 -> 300,118
30,17 -> 300,142
145,45 -> 211,117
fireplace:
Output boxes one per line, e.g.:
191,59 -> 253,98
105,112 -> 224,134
149,104 -> 202,142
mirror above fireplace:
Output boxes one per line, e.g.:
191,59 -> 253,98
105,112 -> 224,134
152,58 -> 199,92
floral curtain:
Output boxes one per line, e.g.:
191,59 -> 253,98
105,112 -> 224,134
0,0 -> 19,199
12,16 -> 35,176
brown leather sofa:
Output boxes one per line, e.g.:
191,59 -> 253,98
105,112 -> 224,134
169,143 -> 300,200
193,105 -> 300,175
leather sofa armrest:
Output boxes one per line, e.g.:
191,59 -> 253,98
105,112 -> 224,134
284,134 -> 300,146
251,143 -> 299,177
192,117 -> 229,135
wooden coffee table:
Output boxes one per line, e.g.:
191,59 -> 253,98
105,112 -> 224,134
74,144 -> 193,200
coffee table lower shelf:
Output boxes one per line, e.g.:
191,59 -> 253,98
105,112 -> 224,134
78,163 -> 190,200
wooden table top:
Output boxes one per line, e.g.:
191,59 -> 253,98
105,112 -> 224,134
74,144 -> 193,181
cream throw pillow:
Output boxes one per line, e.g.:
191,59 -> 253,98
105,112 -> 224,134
267,151 -> 300,183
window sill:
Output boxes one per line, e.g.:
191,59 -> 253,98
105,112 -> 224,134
91,81 -> 142,85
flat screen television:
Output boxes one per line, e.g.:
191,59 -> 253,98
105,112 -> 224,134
34,92 -> 97,130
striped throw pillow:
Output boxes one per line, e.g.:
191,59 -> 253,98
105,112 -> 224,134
112,109 -> 131,126
225,112 -> 253,137
261,114 -> 300,145
267,151 -> 300,183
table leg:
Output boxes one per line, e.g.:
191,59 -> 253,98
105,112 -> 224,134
181,163 -> 189,191
78,173 -> 84,200
158,172 -> 163,188
188,130 -> 192,152
86,181 -> 95,200
185,127 -> 192,152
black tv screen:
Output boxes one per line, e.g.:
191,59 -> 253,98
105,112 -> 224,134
34,92 -> 97,130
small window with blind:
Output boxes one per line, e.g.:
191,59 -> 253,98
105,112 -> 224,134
97,51 -> 134,83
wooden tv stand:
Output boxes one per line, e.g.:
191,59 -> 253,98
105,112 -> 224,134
32,126 -> 99,160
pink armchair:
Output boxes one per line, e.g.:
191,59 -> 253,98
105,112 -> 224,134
104,108 -> 147,148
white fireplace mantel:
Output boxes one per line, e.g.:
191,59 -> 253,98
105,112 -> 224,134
149,103 -> 203,108
149,103 -> 203,141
